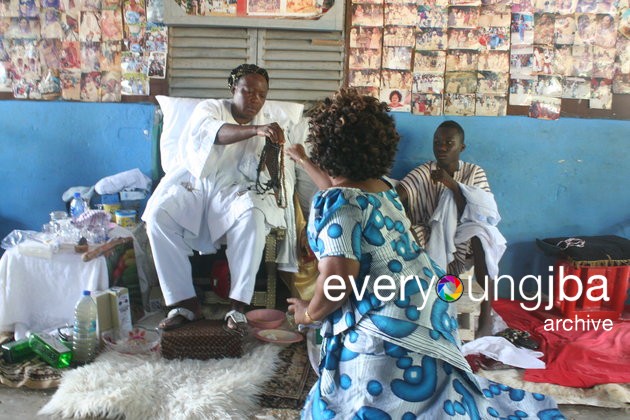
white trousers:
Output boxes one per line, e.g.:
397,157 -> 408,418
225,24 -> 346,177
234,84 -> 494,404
145,207 -> 268,306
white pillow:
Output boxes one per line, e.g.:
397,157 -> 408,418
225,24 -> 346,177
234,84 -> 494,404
155,95 -> 204,173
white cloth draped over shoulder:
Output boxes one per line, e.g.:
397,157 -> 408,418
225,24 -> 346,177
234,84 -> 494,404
426,183 -> 506,279
143,99 -> 305,272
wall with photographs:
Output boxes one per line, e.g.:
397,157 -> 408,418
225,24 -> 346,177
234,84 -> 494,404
389,113 -> 630,286
348,0 -> 630,120
0,100 -> 156,244
0,0 -> 168,101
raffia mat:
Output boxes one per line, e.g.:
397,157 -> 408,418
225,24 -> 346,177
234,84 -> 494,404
478,368 -> 630,409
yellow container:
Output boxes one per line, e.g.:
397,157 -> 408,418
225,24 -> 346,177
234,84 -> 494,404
103,203 -> 121,217
115,209 -> 136,228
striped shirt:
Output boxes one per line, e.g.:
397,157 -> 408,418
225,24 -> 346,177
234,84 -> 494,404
399,160 -> 490,274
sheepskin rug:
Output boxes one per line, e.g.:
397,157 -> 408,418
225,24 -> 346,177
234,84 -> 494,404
38,344 -> 281,419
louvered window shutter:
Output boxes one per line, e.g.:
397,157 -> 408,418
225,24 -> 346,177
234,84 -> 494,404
168,27 -> 344,104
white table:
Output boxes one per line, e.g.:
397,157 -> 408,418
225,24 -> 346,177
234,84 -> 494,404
0,246 -> 109,340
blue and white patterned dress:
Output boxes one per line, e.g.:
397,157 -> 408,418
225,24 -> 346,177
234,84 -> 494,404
303,187 -> 564,420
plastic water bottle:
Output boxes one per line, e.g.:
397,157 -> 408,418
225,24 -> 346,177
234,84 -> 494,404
69,192 -> 88,220
72,290 -> 98,365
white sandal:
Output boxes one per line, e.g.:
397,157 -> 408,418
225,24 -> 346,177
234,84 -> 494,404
158,307 -> 202,331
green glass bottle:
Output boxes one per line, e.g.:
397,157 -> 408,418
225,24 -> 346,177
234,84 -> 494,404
1,338 -> 35,363
28,333 -> 72,369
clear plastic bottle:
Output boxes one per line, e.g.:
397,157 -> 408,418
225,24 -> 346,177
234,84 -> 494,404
72,290 -> 98,365
69,192 -> 89,220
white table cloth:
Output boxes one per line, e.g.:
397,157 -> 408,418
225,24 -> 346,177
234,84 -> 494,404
0,247 -> 109,340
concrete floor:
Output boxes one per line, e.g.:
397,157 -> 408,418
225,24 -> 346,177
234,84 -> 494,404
0,385 -> 628,419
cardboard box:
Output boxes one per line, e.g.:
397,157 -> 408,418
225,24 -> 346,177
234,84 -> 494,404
109,287 -> 133,340
148,286 -> 165,313
94,290 -> 114,345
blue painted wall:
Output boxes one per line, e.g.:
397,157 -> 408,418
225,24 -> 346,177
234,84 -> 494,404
0,101 -> 156,247
0,101 -> 628,293
390,113 -> 630,290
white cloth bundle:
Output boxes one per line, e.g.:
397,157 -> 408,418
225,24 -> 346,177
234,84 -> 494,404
95,168 -> 152,195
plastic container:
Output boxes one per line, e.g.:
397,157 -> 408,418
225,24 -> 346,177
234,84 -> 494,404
72,290 -> 98,365
553,259 -> 630,320
115,209 -> 136,228
70,192 -> 89,220
29,333 -> 72,368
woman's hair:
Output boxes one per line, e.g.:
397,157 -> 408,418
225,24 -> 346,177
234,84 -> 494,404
307,88 -> 400,181
389,90 -> 402,101
227,63 -> 269,89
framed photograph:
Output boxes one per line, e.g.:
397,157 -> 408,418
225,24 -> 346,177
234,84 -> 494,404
552,45 -> 572,75
592,46 -> 615,78
447,6 -> 479,28
443,93 -> 476,116
383,25 -> 415,47
511,13 -> 534,45
444,71 -> 477,94
532,45 -> 553,75
411,92 -> 443,115
413,50 -> 446,73
533,13 -> 555,44
348,69 -> 381,87
557,0 -> 577,14
475,94 -> 507,116
571,45 -> 593,77
562,76 -> 591,98
613,73 -> 630,94
415,27 -> 447,50
554,15 -> 575,45
511,0 -> 534,13
509,75 -> 535,105
528,95 -> 561,119
353,86 -> 380,98
574,13 -> 595,45
510,44 -> 534,76
382,46 -> 412,70
384,3 -> 416,26
447,28 -> 479,50
100,70 -> 121,101
381,69 -> 412,88
534,75 -> 563,97
380,88 -> 411,112
590,77 -> 613,109
350,26 -> 382,50
445,49 -> 478,71
478,5 -> 511,27
478,50 -> 509,71
412,72 -> 444,93
417,5 -> 447,28
477,27 -> 510,50
476,70 -> 509,94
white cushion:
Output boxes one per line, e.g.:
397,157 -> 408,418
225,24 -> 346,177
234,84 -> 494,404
155,95 -> 204,173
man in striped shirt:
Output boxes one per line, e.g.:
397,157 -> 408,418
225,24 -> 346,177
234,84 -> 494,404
397,120 -> 498,337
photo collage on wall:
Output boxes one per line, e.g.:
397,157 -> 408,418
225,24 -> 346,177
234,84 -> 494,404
348,0 -> 630,119
171,0 -> 327,17
0,0 -> 168,101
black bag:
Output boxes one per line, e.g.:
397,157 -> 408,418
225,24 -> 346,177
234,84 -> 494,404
535,235 -> 630,265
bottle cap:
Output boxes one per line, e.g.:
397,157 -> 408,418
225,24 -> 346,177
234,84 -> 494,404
82,290 -> 91,296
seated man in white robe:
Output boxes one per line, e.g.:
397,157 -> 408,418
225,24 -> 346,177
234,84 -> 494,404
396,120 -> 506,338
143,64 -> 301,331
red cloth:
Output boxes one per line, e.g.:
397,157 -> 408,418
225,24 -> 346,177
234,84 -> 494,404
492,299 -> 630,387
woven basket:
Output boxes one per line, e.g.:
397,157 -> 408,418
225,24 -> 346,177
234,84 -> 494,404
161,320 -> 244,360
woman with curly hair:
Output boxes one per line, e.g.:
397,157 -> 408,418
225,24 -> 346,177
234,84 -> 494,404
287,88 -> 563,419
